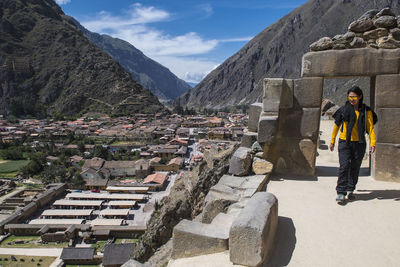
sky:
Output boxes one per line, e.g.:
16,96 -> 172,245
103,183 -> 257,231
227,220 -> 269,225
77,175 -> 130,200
56,0 -> 308,84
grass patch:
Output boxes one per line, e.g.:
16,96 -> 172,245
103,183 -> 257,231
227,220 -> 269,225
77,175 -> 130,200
0,235 -> 68,248
114,238 -> 139,244
91,240 -> 107,251
0,255 -> 56,267
0,160 -> 30,174
0,171 -> 19,178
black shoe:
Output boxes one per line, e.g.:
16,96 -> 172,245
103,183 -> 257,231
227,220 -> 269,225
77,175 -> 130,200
347,191 -> 355,200
336,194 -> 346,205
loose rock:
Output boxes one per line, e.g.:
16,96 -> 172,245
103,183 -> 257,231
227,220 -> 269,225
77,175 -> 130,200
343,31 -> 356,41
348,18 -> 374,33
251,141 -> 263,153
333,44 -> 346,50
390,28 -> 400,41
252,158 -> 273,175
310,37 -> 333,51
374,16 -> 397,29
363,28 -> 389,40
350,37 -> 366,48
332,34 -> 351,48
377,36 -> 400,49
359,9 -> 379,20
228,147 -> 252,176
376,7 -> 396,18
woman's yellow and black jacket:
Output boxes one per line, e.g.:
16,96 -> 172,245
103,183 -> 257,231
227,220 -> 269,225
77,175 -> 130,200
330,102 -> 378,146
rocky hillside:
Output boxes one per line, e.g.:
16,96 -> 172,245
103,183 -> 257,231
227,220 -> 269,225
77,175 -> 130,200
133,144 -> 238,262
0,0 -> 164,117
177,0 -> 400,109
71,18 -> 191,101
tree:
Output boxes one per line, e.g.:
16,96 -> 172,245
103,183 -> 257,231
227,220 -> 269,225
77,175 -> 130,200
94,145 -> 111,160
21,152 -> 47,177
173,104 -> 184,115
77,141 -> 85,153
72,173 -> 85,186
1,147 -> 24,160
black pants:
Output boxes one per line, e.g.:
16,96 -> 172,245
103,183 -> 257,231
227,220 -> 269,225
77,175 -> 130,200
336,140 -> 366,194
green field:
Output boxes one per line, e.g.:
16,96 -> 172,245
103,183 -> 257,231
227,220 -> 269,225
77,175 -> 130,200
0,255 -> 56,267
0,235 -> 68,248
0,160 -> 30,177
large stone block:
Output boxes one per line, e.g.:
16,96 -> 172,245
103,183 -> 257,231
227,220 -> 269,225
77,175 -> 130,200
202,175 -> 270,223
258,115 -> 278,144
228,147 -> 252,176
373,142 -> 400,182
262,79 -> 293,113
172,219 -> 229,259
375,108 -> 400,143
302,48 -> 400,77
276,109 -> 302,139
294,78 -> 323,108
248,103 -> 263,132
263,79 -> 283,113
241,131 -> 258,148
268,137 -> 317,177
301,108 -> 321,141
375,75 -> 400,108
299,139 -> 317,173
229,192 -> 278,267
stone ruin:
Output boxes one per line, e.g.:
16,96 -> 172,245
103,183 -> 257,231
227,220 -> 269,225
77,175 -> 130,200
125,8 -> 400,267
311,8 -> 400,51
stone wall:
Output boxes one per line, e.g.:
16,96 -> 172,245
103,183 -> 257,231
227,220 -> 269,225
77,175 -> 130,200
257,78 -> 321,177
245,45 -> 400,180
373,75 -> 400,181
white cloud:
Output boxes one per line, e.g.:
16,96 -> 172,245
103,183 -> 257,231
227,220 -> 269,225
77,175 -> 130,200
198,3 -> 214,18
55,0 -> 71,5
220,37 -> 253,43
154,56 -> 219,83
80,4 -> 249,83
83,4 -> 169,33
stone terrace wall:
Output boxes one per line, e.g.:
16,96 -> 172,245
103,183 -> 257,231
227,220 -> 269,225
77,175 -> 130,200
0,183 -> 67,234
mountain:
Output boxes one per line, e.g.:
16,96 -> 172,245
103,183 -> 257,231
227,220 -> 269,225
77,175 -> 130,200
71,18 -> 191,101
0,0 -> 164,117
177,0 -> 400,109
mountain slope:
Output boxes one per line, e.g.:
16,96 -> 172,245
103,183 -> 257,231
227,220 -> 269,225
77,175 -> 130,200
0,0 -> 164,117
71,18 -> 191,101
178,0 -> 400,109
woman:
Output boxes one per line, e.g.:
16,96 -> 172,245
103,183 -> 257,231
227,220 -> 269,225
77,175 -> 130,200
329,86 -> 377,205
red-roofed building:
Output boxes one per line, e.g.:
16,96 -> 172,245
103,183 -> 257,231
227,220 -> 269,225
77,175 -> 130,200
143,172 -> 168,191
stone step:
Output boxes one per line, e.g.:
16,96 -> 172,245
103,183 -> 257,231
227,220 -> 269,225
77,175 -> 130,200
210,212 -> 237,238
171,219 -> 229,260
201,174 -> 270,223
240,131 -> 257,148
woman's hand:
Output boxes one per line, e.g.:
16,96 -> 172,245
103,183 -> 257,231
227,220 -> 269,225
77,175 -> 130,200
369,146 -> 375,154
329,143 -> 334,151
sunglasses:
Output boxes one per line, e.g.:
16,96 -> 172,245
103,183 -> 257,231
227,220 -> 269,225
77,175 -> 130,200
348,96 -> 358,100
